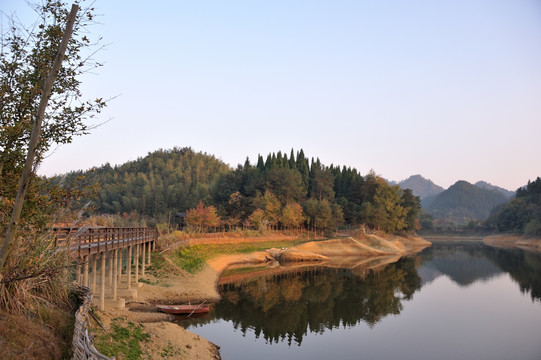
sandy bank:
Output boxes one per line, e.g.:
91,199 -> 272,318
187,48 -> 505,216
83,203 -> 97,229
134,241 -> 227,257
278,233 -> 430,261
483,234 -> 541,253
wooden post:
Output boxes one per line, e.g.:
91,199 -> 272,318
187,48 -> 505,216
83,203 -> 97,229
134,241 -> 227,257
117,247 -> 122,285
108,251 -> 113,289
100,252 -> 105,311
134,244 -> 139,285
112,249 -> 118,301
147,241 -> 151,266
76,261 -> 82,284
141,241 -> 146,276
127,245 -> 132,290
83,255 -> 89,287
92,254 -> 97,291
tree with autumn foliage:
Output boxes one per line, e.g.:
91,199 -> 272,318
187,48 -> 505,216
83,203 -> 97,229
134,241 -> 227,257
248,208 -> 267,231
253,190 -> 282,230
280,202 -> 304,230
185,202 -> 221,232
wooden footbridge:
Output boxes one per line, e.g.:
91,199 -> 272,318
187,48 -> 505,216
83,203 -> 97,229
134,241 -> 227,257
54,227 -> 158,310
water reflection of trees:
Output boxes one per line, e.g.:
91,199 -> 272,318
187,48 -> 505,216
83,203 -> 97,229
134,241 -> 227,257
488,248 -> 541,302
213,257 -> 421,346
419,242 -> 541,302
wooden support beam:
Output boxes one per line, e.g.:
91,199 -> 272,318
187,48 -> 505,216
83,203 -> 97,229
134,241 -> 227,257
83,255 -> 89,287
92,254 -> 97,291
147,241 -> 151,266
127,245 -> 132,290
112,249 -> 118,301
117,247 -> 122,286
141,241 -> 146,276
100,253 -> 105,311
76,261 -> 82,284
134,244 -> 139,286
108,250 -> 113,289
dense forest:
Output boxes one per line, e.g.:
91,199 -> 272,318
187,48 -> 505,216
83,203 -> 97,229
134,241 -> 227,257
486,177 -> 541,236
61,147 -> 230,219
60,147 -> 421,234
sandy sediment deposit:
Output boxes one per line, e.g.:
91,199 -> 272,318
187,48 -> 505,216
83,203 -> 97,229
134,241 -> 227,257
277,234 -> 430,262
483,234 -> 541,253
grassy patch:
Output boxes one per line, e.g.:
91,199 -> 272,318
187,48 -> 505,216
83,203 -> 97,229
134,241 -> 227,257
174,239 -> 307,273
160,341 -> 182,358
145,252 -> 166,274
94,317 -> 150,360
138,278 -> 172,288
174,245 -> 206,273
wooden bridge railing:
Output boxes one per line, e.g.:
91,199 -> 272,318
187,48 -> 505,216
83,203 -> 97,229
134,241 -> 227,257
53,227 -> 158,257
53,227 -> 158,311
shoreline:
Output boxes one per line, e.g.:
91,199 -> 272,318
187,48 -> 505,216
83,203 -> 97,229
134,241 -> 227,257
94,233 -> 431,359
482,234 -> 541,253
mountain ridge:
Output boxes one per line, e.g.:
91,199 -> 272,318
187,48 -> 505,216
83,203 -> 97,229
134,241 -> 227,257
424,180 -> 509,224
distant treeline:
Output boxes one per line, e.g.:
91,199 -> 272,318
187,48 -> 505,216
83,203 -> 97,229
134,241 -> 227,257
60,147 -> 421,234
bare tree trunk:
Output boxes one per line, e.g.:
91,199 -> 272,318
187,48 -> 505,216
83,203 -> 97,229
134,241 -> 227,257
0,5 -> 79,274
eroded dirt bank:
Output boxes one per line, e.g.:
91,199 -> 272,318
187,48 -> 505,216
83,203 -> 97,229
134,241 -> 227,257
483,234 -> 541,253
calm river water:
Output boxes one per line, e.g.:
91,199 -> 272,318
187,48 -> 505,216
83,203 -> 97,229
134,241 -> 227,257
178,241 -> 541,360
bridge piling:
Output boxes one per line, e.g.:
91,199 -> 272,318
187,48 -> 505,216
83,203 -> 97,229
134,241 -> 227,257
92,254 -> 97,291
134,244 -> 139,286
127,245 -> 132,290
142,241 -> 146,276
108,251 -> 113,290
147,242 -> 151,266
113,248 -> 118,301
83,255 -> 89,287
55,227 -> 158,310
100,252 -> 105,311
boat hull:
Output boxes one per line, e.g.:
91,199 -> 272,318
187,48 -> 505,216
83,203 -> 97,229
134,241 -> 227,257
156,304 -> 210,315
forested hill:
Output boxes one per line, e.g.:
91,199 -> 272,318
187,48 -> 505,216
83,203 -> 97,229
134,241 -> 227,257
486,177 -> 541,236
61,147 -> 230,219
60,147 -> 422,233
475,181 -> 514,199
425,180 -> 509,224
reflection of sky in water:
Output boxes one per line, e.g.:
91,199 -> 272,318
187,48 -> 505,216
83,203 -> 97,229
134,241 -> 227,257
185,247 -> 541,360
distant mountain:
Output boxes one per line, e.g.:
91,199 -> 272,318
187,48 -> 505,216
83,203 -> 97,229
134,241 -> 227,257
475,181 -> 514,199
425,180 -> 509,224
398,175 -> 444,200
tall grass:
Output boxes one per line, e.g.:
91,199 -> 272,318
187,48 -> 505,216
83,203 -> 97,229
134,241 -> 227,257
0,231 -> 72,314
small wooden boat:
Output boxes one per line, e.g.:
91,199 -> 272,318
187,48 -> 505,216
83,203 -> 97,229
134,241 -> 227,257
156,304 -> 210,315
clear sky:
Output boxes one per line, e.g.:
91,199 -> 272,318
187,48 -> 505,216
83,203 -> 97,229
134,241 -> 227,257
4,0 -> 541,191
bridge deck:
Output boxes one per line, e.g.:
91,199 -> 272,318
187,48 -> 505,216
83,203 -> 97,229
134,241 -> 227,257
53,227 -> 158,257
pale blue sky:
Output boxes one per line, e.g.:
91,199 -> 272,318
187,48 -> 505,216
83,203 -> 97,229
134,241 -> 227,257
4,0 -> 541,190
